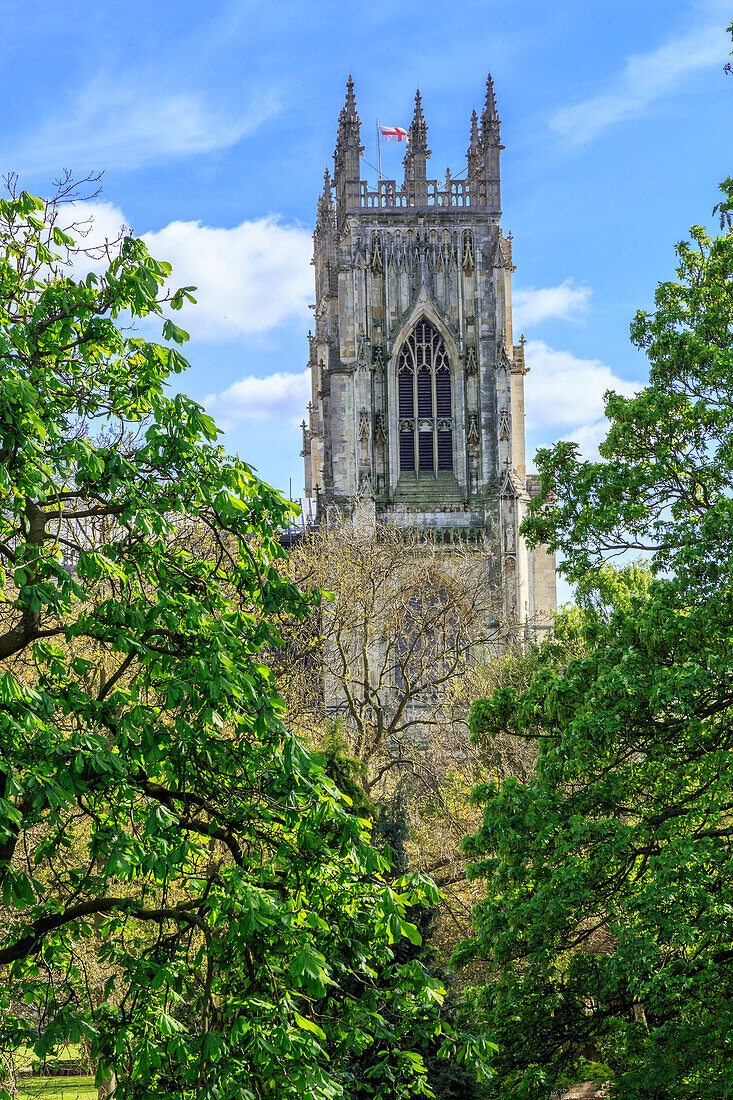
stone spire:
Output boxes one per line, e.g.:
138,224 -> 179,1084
344,73 -> 356,111
408,90 -> 429,156
334,76 -> 362,169
403,90 -> 431,205
336,76 -> 360,139
316,169 -> 333,226
466,108 -> 485,207
480,73 -> 501,146
468,109 -> 481,154
315,169 -> 335,267
334,76 -> 362,220
479,74 -> 502,214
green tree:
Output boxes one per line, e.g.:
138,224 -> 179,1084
455,183 -> 733,1099
0,180 -> 487,1099
279,510 -> 506,794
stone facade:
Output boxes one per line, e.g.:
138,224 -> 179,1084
302,76 -> 556,628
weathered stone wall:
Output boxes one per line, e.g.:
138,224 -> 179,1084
303,75 -> 557,637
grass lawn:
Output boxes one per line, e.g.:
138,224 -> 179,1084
12,1046 -> 85,1071
17,1078 -> 95,1100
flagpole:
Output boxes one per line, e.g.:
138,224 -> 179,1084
376,119 -> 382,181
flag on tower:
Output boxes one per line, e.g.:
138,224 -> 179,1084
379,125 -> 408,142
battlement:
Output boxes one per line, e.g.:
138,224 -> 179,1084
358,176 -> 475,210
330,76 -> 502,223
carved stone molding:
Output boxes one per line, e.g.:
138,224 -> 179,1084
465,345 -> 478,376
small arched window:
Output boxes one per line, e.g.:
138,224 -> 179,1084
397,319 -> 452,474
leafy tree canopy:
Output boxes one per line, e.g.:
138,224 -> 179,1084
0,180 -> 487,1099
457,183 -> 733,1098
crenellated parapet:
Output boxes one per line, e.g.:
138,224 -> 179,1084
358,177 -> 475,209
327,77 -> 502,215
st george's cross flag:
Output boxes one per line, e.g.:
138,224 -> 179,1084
379,125 -> 408,142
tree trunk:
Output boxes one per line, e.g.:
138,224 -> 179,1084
98,1069 -> 116,1099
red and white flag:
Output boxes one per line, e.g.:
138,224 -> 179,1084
379,125 -> 408,142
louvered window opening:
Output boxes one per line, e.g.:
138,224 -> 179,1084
397,319 -> 453,474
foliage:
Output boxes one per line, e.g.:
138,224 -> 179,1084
0,181 -> 488,1099
277,511 -> 514,992
373,790 -> 411,879
456,183 -> 733,1098
280,507 -> 506,794
369,790 -> 491,1100
312,721 -> 374,820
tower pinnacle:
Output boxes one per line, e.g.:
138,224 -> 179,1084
466,108 -> 484,204
334,76 -> 362,219
342,75 -> 357,123
468,109 -> 481,157
316,169 -> 334,230
403,89 -> 431,200
336,75 -> 361,151
407,89 -> 429,155
481,73 -> 501,146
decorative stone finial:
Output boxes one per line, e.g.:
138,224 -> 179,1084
343,75 -> 357,120
481,74 -> 501,145
408,89 -> 429,155
334,76 -> 362,213
403,89 -> 431,192
467,107 -> 484,192
317,168 -> 333,218
335,75 -> 362,157
468,109 -> 481,155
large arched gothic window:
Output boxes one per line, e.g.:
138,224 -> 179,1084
397,319 -> 452,474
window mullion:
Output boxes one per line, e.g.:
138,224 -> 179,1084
431,360 -> 438,478
398,321 -> 453,478
413,361 -> 419,475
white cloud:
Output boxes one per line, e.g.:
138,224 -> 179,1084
50,201 -> 313,340
205,369 -> 310,429
142,216 -> 313,340
59,200 -> 129,277
67,200 -> 128,245
513,279 -> 591,329
560,419 -> 612,461
524,339 -> 639,459
551,18 -> 729,145
524,340 -> 636,431
39,198 -> 314,429
5,73 -> 278,174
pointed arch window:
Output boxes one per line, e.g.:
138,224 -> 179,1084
397,319 -> 453,474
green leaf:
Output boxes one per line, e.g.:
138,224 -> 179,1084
293,1013 -> 327,1042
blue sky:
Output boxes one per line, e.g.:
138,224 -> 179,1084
3,0 -> 732,500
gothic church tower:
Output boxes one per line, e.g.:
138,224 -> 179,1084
302,77 -> 556,627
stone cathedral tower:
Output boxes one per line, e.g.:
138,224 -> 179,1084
302,76 -> 556,627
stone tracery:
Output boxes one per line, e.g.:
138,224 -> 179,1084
397,319 -> 453,474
